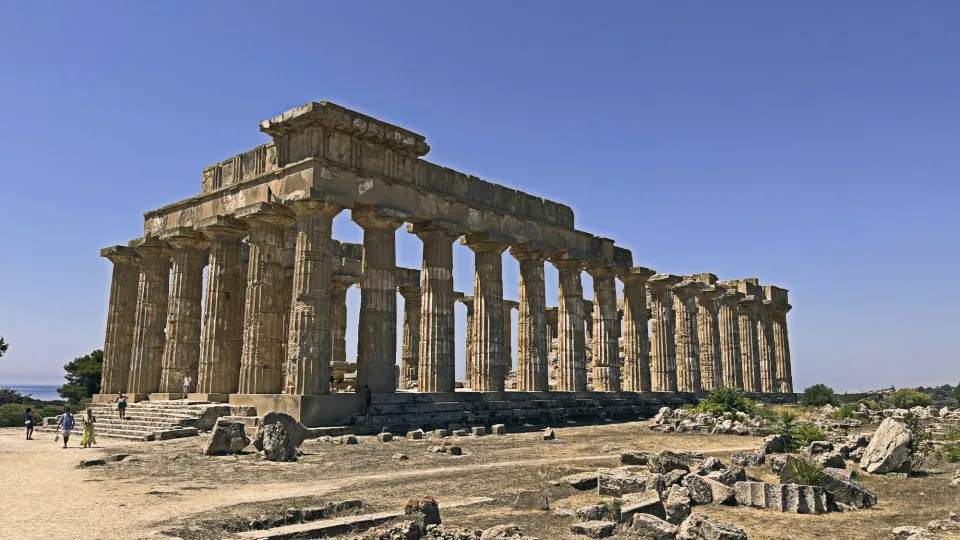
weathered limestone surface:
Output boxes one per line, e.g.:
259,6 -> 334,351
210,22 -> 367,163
196,218 -> 248,396
716,290 -> 744,389
127,238 -> 173,395
100,246 -> 140,394
737,295 -> 763,393
458,295 -> 475,385
694,285 -> 723,391
620,267 -> 655,392
353,206 -> 409,393
554,258 -> 587,391
673,280 -> 703,393
397,267 -> 421,389
330,274 -> 355,366
464,233 -> 510,392
159,228 -> 208,393
412,221 -> 460,392
766,285 -> 793,393
587,266 -> 621,392
757,299 -> 778,393
648,274 -> 681,392
284,194 -> 342,395
237,203 -> 296,395
512,244 -> 550,391
503,299 -> 518,381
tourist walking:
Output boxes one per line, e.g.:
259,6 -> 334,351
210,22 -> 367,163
25,407 -> 34,440
116,391 -> 128,420
80,408 -> 97,448
57,409 -> 75,449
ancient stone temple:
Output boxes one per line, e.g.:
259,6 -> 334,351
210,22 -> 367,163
95,101 -> 795,426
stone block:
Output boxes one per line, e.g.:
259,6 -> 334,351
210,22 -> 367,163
620,450 -> 653,465
648,451 -> 692,474
598,468 -> 655,497
513,490 -> 549,511
684,474 -> 735,506
569,521 -> 616,539
664,485 -> 691,525
818,468 -> 877,509
859,418 -> 912,474
575,504 -> 608,521
619,490 -> 665,523
377,432 -> 393,442
676,513 -> 748,540
203,419 -> 250,456
491,424 -> 507,435
733,481 -> 828,514
731,450 -> 765,467
628,514 -> 677,540
432,429 -> 448,438
472,426 -> 487,436
561,472 -> 598,491
406,429 -> 425,440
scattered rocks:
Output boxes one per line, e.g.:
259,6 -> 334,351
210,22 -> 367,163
561,472 -> 598,491
859,418 -> 912,474
204,419 -> 251,456
664,485 -> 692,525
676,513 -> 748,540
734,481 -> 827,514
480,524 -> 534,540
569,521 -> 616,539
628,514 -> 677,540
620,490 -> 666,523
513,490 -> 549,511
730,450 -> 764,467
253,412 -> 308,462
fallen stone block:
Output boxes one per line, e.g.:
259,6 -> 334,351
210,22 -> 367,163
598,468 -> 657,497
620,450 -> 653,466
404,496 -> 441,527
472,426 -> 487,436
78,459 -> 106,468
491,424 -> 506,435
762,434 -> 785,454
561,472 -> 598,491
575,504 -> 608,521
676,513 -> 748,540
808,441 -> 834,455
663,469 -> 687,488
664,485 -> 691,525
731,450 -> 764,467
819,468 -> 877,509
342,435 -> 358,445
406,429 -> 425,440
569,521 -> 616,539
682,474 -> 721,506
543,428 -> 556,440
734,481 -> 828,514
447,445 -> 463,456
813,451 -> 845,469
204,419 -> 251,456
860,418 -> 912,474
707,467 -> 746,486
433,429 -> 448,438
513,490 -> 549,511
619,490 -> 665,523
694,457 -> 724,475
649,451 -> 691,474
628,514 -> 677,540
377,432 -> 393,442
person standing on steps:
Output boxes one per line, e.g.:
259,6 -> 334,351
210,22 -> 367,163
182,374 -> 192,399
25,407 -> 34,440
57,409 -> 75,449
362,385 -> 372,414
116,391 -> 128,420
80,408 -> 96,448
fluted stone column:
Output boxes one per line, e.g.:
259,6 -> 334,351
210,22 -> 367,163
587,266 -> 621,392
330,274 -> 356,366
127,237 -> 173,397
236,203 -> 296,395
773,303 -> 793,393
353,206 -> 409,393
503,300 -> 518,383
457,296 -> 475,385
196,218 -> 248,398
99,246 -> 140,395
738,295 -> 763,392
463,233 -> 510,392
647,274 -> 681,392
411,221 -> 461,393
716,290 -> 744,389
283,196 -> 342,395
398,284 -> 421,390
619,267 -> 655,392
511,245 -> 550,392
673,280 -> 703,393
757,300 -> 778,393
158,228 -> 208,395
696,286 -> 723,391
554,258 -> 587,391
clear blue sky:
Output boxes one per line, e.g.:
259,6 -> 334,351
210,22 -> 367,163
1,2 -> 957,392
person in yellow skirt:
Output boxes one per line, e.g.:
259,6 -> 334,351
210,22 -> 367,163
80,408 -> 96,448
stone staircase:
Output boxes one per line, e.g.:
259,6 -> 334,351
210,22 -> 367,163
39,401 -> 233,442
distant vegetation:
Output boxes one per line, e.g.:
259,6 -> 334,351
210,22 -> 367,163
0,388 -> 66,428
57,349 -> 103,405
800,384 -> 838,407
803,383 -> 958,410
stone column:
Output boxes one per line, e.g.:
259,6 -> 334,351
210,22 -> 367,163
503,300 -> 518,382
158,228 -> 208,395
283,195 -> 342,395
511,245 -> 550,392
553,258 -> 587,392
738,295 -> 763,392
772,302 -> 793,393
99,246 -> 140,395
696,286 -> 723,391
127,237 -> 173,397
352,206 -> 410,393
458,296 -> 475,385
236,203 -> 296,395
398,284 -> 421,390
587,266 -> 621,392
410,221 -> 461,393
196,217 -> 248,398
716,290 -> 744,389
463,232 -> 511,392
619,267 -> 655,392
672,280 -> 703,393
330,274 -> 356,367
647,274 -> 681,392
757,299 -> 778,393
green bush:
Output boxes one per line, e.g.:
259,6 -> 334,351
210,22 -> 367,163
940,444 -> 960,463
690,388 -> 758,417
0,404 -> 29,428
801,384 -> 837,407
885,389 -> 933,409
791,424 -> 828,450
0,388 -> 27,406
789,458 -> 824,485
771,410 -> 798,450
833,403 -> 859,420
903,412 -> 931,448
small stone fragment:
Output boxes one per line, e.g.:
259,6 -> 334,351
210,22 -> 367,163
513,490 -> 549,511
543,428 -> 556,440
575,504 -> 607,521
392,453 -> 409,461
491,424 -> 507,435
406,429 -> 425,440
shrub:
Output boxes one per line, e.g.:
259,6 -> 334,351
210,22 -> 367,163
885,389 -> 933,409
0,388 -> 27,406
789,458 -> 824,485
791,424 -> 828,450
0,404 -> 29,428
940,444 -> 960,463
946,430 -> 960,442
771,410 -> 798,450
903,412 -> 931,448
691,388 -> 758,417
953,385 -> 960,403
833,403 -> 859,420
801,384 -> 837,407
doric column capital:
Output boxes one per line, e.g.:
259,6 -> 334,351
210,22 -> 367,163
509,242 -> 552,262
332,273 -> 360,289
101,245 -> 140,266
398,284 -> 421,299
672,279 -> 707,299
503,299 -> 519,311
235,202 -> 296,228
647,273 -> 683,291
196,215 -> 248,239
738,294 -> 762,314
774,302 -> 793,315
618,266 -> 656,283
760,299 -> 777,314
282,187 -> 343,217
585,264 -> 618,279
461,231 -> 514,253
130,236 -> 173,259
551,258 -> 584,272
351,205 -> 411,230
717,289 -> 744,306
161,227 -> 209,251
408,219 -> 466,240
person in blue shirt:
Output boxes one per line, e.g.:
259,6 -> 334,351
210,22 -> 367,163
57,409 -> 76,449
25,407 -> 34,440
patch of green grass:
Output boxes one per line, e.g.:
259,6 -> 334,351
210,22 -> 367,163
790,458 -> 824,485
832,403 -> 859,420
938,444 -> 960,463
688,388 -> 758,417
790,424 -> 828,451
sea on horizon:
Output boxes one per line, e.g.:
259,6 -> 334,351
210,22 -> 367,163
4,385 -> 63,401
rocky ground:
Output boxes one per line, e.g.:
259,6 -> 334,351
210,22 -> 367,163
1,414 -> 958,540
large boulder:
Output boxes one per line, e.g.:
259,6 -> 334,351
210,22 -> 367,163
404,497 -> 441,527
859,418 -> 912,474
253,412 -> 308,462
620,490 -> 666,523
628,514 -> 677,540
731,450 -> 764,467
818,468 -> 877,509
513,490 -> 549,511
649,451 -> 692,474
203,419 -> 251,456
684,474 -> 736,506
676,513 -> 748,540
664,485 -> 692,525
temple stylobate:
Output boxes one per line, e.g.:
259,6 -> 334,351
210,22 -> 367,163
95,101 -> 794,426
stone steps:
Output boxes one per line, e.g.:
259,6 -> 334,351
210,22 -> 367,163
37,401 -> 232,442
